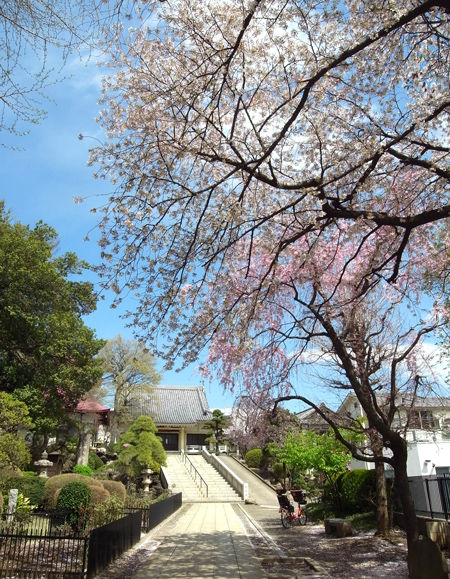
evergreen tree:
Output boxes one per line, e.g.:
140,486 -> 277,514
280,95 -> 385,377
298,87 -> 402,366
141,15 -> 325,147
0,203 -> 104,453
203,409 -> 228,454
116,415 -> 166,478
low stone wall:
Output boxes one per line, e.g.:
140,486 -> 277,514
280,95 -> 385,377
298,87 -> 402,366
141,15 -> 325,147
394,513 -> 449,550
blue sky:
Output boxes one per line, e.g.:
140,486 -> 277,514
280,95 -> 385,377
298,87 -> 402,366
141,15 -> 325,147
0,54 -> 241,411
2,54 -> 445,416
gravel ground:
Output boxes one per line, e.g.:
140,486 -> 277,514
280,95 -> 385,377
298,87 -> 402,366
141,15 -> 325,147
242,503 -> 412,578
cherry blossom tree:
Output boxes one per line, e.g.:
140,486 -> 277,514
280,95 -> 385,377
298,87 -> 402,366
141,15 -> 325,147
87,0 -> 449,565
201,227 -> 446,547
204,213 -> 444,503
90,0 -> 448,353
228,394 -> 297,456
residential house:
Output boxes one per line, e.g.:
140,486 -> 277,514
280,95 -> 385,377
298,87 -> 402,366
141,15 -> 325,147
296,403 -> 340,434
337,393 -> 450,477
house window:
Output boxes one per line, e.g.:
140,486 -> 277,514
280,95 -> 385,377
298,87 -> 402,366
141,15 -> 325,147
410,410 -> 438,430
436,467 -> 450,475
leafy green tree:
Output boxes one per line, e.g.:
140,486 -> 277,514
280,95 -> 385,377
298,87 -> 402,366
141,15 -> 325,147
203,409 -> 228,454
116,415 -> 166,479
95,335 -> 161,441
270,429 -> 352,502
0,204 -> 104,453
0,392 -> 34,471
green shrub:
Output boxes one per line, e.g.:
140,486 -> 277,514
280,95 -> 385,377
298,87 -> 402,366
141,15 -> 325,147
56,482 -> 92,530
339,469 -> 376,512
87,495 -> 124,529
43,474 -> 104,508
88,452 -> 104,471
73,465 -> 93,477
15,492 -> 36,523
304,502 -> 376,531
304,501 -> 337,522
322,471 -> 345,505
245,448 -> 263,468
101,480 -> 127,502
348,511 -> 377,532
1,475 -> 46,507
125,489 -> 169,509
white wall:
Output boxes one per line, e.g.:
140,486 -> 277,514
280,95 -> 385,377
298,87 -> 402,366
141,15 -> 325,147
406,439 -> 450,477
348,439 -> 450,478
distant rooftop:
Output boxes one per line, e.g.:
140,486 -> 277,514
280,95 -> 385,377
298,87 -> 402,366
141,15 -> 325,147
128,385 -> 213,425
338,393 -> 450,413
75,396 -> 109,414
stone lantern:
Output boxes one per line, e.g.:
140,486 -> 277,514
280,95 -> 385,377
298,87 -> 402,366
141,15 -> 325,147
34,450 -> 53,478
142,467 -> 153,494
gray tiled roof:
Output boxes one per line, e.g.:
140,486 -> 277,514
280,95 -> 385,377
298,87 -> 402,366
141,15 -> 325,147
338,393 -> 450,414
128,386 -> 213,425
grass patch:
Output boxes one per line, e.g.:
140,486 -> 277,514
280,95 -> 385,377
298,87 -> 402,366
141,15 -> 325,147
305,502 -> 337,522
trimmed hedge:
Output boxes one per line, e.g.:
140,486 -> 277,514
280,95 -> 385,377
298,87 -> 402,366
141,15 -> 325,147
101,480 -> 127,502
56,482 -> 92,529
89,485 -> 111,504
43,474 -> 104,509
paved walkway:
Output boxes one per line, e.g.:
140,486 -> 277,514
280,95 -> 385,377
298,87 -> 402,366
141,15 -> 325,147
129,502 -> 271,578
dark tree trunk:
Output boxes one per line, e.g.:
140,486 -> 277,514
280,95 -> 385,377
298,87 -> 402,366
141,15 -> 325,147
369,429 -> 389,536
390,437 -> 419,550
375,458 -> 389,536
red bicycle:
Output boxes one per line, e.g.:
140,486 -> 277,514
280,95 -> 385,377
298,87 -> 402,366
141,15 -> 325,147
276,489 -> 307,528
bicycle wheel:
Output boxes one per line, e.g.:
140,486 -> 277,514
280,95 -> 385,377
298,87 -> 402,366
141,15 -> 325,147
281,510 -> 292,528
298,510 -> 307,525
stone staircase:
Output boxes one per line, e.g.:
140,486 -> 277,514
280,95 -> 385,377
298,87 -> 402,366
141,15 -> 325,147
164,453 -> 242,503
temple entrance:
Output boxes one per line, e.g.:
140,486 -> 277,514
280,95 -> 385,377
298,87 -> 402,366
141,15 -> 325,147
159,432 -> 179,451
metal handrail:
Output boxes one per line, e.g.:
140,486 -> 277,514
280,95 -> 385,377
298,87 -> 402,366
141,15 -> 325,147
180,450 -> 209,497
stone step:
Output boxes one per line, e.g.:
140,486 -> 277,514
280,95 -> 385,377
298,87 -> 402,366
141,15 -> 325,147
165,454 -> 241,502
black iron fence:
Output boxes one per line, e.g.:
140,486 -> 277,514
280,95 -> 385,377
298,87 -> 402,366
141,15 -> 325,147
0,509 -> 69,535
0,492 -> 183,578
408,474 -> 450,520
87,510 -> 142,578
0,516 -> 88,578
127,491 -> 182,532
